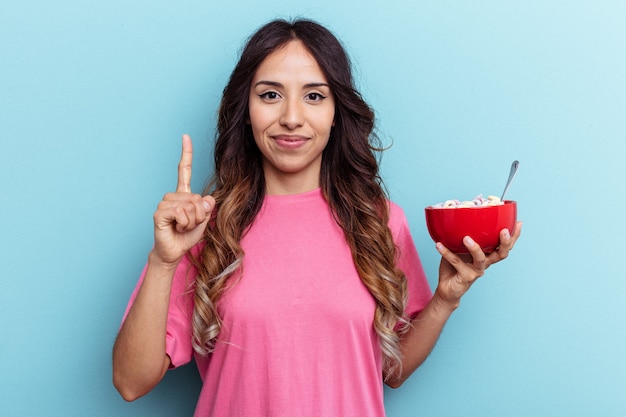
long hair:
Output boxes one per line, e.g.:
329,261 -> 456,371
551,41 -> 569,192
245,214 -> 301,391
191,18 -> 408,380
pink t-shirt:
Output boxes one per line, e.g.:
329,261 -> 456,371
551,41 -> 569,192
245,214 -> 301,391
124,188 -> 432,416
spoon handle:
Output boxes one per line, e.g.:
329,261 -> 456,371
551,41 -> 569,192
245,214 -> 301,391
500,160 -> 519,201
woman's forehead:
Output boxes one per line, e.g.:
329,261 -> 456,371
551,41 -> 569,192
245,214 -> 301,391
252,40 -> 327,84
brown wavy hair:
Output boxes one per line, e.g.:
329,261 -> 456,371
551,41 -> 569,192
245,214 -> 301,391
191,18 -> 408,380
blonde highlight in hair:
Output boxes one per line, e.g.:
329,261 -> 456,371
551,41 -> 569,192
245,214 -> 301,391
189,18 -> 409,380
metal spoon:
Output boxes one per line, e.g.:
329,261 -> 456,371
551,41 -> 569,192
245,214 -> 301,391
500,160 -> 519,201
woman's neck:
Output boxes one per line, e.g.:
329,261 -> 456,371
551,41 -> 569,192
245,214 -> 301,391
262,166 -> 321,196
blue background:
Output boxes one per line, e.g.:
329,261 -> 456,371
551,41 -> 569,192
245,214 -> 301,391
1,1 -> 625,416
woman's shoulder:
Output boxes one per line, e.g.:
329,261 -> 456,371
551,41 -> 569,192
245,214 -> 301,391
387,200 -> 410,233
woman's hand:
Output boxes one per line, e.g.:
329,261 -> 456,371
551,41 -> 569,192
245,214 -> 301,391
388,222 -> 522,388
434,221 -> 523,308
151,134 -> 215,266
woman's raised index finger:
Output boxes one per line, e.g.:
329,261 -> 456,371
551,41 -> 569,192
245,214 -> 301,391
176,134 -> 193,193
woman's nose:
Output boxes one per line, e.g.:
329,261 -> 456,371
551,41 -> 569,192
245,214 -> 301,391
279,99 -> 304,129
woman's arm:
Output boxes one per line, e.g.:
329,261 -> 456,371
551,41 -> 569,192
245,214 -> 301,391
386,222 -> 522,388
112,135 -> 214,400
112,256 -> 175,401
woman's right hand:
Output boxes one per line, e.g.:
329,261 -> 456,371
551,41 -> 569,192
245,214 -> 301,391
151,134 -> 215,266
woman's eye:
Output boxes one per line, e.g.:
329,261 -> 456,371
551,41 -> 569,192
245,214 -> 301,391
306,92 -> 326,101
259,91 -> 280,100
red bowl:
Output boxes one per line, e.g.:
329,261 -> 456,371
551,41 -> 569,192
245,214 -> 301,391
424,201 -> 517,254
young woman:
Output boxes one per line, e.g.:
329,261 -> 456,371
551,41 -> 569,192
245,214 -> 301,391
113,18 -> 521,416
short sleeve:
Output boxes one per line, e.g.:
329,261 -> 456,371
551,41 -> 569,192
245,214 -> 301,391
120,254 -> 197,369
388,202 -> 433,319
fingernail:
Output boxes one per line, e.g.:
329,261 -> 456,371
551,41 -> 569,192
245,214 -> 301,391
203,201 -> 211,211
503,229 -> 510,239
464,236 -> 475,246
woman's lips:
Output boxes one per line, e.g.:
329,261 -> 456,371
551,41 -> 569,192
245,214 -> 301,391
273,134 -> 309,149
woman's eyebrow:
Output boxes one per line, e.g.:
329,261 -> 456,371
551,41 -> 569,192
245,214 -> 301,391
254,80 -> 283,88
303,82 -> 330,89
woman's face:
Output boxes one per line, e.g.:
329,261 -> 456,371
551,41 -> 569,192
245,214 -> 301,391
248,40 -> 335,195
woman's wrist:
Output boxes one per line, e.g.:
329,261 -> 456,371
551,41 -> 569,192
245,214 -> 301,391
147,250 -> 182,273
431,289 -> 461,316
